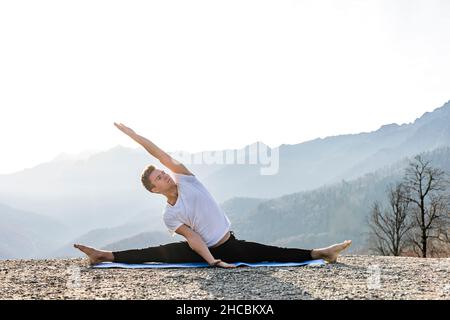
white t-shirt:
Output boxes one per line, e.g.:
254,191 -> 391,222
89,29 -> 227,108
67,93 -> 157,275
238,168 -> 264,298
162,172 -> 231,247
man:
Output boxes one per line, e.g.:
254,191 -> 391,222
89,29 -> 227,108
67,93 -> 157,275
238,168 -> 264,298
75,123 -> 352,268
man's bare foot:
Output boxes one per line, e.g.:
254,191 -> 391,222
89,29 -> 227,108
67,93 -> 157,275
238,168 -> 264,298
73,244 -> 114,265
311,240 -> 352,263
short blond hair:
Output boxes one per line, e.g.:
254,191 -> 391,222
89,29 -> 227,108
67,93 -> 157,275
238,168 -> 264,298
141,165 -> 156,193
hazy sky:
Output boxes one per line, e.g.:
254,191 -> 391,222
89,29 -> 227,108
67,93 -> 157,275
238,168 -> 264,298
1,0 -> 449,174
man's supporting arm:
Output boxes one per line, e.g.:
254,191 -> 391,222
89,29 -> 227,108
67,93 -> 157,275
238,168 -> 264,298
175,224 -> 216,265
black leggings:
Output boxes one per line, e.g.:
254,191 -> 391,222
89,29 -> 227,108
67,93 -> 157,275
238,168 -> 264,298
112,231 -> 313,264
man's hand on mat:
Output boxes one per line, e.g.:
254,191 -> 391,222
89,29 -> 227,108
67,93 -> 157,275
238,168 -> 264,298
114,122 -> 137,138
217,261 -> 237,268
210,259 -> 237,268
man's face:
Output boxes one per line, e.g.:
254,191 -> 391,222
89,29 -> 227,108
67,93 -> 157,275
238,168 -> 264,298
148,168 -> 174,193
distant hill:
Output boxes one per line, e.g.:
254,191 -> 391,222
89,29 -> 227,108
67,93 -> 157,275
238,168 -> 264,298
94,147 -> 450,255
101,231 -> 179,251
0,146 -> 167,236
0,146 -> 225,237
0,203 -> 70,259
52,209 -> 176,258
221,197 -> 266,225
1,100 -> 450,258
226,146 -> 450,252
203,100 -> 450,201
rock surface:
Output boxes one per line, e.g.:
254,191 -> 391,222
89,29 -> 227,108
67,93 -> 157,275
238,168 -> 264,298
0,255 -> 449,300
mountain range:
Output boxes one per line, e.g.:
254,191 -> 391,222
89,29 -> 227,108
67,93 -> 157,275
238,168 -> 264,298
1,100 -> 450,258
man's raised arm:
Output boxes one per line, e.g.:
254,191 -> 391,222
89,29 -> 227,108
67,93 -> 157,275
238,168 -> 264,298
113,122 -> 192,175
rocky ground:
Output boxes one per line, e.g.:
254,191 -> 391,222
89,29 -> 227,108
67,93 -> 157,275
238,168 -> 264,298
0,255 -> 449,299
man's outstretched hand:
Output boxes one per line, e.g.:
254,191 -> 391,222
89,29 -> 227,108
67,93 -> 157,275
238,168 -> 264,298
217,261 -> 237,268
114,122 -> 137,138
113,122 -> 177,169
210,259 -> 237,268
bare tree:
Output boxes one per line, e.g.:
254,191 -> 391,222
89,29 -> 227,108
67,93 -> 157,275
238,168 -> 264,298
430,193 -> 450,256
403,155 -> 450,257
369,182 -> 412,256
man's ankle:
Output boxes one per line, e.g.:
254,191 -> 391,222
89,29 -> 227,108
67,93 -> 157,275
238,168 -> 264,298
311,249 -> 322,259
103,251 -> 114,262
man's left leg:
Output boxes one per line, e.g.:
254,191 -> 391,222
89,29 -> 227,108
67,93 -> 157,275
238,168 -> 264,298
112,241 -> 205,264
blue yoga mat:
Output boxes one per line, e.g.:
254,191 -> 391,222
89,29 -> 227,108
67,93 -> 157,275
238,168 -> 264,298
92,259 -> 325,269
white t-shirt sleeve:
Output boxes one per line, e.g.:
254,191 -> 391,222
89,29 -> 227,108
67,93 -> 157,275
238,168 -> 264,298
163,212 -> 184,236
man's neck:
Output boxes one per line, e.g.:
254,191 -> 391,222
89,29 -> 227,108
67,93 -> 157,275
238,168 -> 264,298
165,185 -> 179,206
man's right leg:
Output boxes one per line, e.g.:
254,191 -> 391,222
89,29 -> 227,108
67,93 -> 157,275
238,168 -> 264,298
213,238 -> 314,263
112,241 -> 205,264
